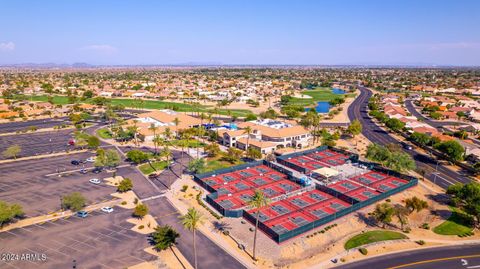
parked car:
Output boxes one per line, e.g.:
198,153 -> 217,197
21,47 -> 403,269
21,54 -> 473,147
86,157 -> 95,163
77,211 -> 88,218
101,206 -> 114,213
89,178 -> 101,184
92,167 -> 102,174
148,173 -> 159,180
401,142 -> 413,150
71,160 -> 80,165
80,168 -> 88,174
68,139 -> 75,146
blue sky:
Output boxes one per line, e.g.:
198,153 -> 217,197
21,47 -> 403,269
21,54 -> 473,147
1,0 -> 479,65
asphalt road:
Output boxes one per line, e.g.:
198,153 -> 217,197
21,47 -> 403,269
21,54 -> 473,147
0,206 -> 156,269
146,197 -> 247,269
335,244 -> 480,269
347,86 -> 471,189
0,117 -> 69,134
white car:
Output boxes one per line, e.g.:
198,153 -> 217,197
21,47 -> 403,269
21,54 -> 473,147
86,157 -> 95,163
101,206 -> 114,213
89,178 -> 101,184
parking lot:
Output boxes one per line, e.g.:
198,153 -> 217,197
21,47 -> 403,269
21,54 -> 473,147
0,117 -> 69,134
0,206 -> 156,269
0,152 -> 117,217
0,129 -> 75,160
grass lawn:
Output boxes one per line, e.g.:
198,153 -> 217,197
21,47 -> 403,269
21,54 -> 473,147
202,156 -> 244,173
344,230 -> 408,250
138,161 -> 168,175
287,87 -> 344,106
96,128 -> 113,139
170,139 -> 205,148
433,207 -> 473,235
10,95 -> 253,117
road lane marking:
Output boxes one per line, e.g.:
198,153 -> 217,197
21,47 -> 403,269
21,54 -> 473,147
388,254 -> 480,269
467,265 -> 480,269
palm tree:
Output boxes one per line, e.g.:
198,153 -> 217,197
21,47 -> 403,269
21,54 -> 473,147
248,190 -> 270,261
153,134 -> 163,156
163,127 -> 173,141
180,208 -> 204,269
173,117 -> 181,139
243,126 -> 253,152
149,123 -> 159,153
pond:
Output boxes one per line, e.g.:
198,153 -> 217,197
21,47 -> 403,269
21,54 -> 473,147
305,88 -> 346,113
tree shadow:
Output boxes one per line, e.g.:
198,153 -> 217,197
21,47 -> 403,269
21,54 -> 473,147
425,193 -> 450,206
356,212 -> 377,227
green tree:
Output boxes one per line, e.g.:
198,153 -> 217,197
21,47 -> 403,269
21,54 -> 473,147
394,204 -> 410,230
105,149 -> 121,168
434,140 -> 465,161
2,145 -> 21,159
346,119 -> 363,137
127,149 -> 150,164
61,192 -> 87,212
247,147 -> 262,159
404,196 -> 428,213
204,142 -> 221,157
248,190 -> 270,261
117,178 -> 133,192
188,158 -> 206,174
133,203 -> 149,219
180,208 -> 204,269
409,132 -> 431,146
223,147 -> 243,163
385,118 -> 406,132
87,135 -> 100,149
386,152 -> 416,173
0,200 -> 24,227
372,202 -> 395,228
445,182 -> 480,227
366,144 -> 415,172
151,225 -> 180,251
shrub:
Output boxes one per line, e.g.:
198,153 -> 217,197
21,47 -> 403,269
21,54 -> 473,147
121,201 -> 127,205
386,199 -> 391,202
359,248 -> 368,255
196,191 -> 222,220
421,223 -> 430,230
181,185 -> 189,192
138,225 -> 144,229
117,178 -> 133,192
416,240 -> 425,245
134,198 -> 139,204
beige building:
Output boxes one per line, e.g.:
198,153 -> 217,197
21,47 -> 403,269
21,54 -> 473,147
220,119 -> 311,153
126,109 -> 201,141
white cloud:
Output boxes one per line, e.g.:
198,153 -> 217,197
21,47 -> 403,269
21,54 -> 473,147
0,42 -> 15,51
80,44 -> 118,54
